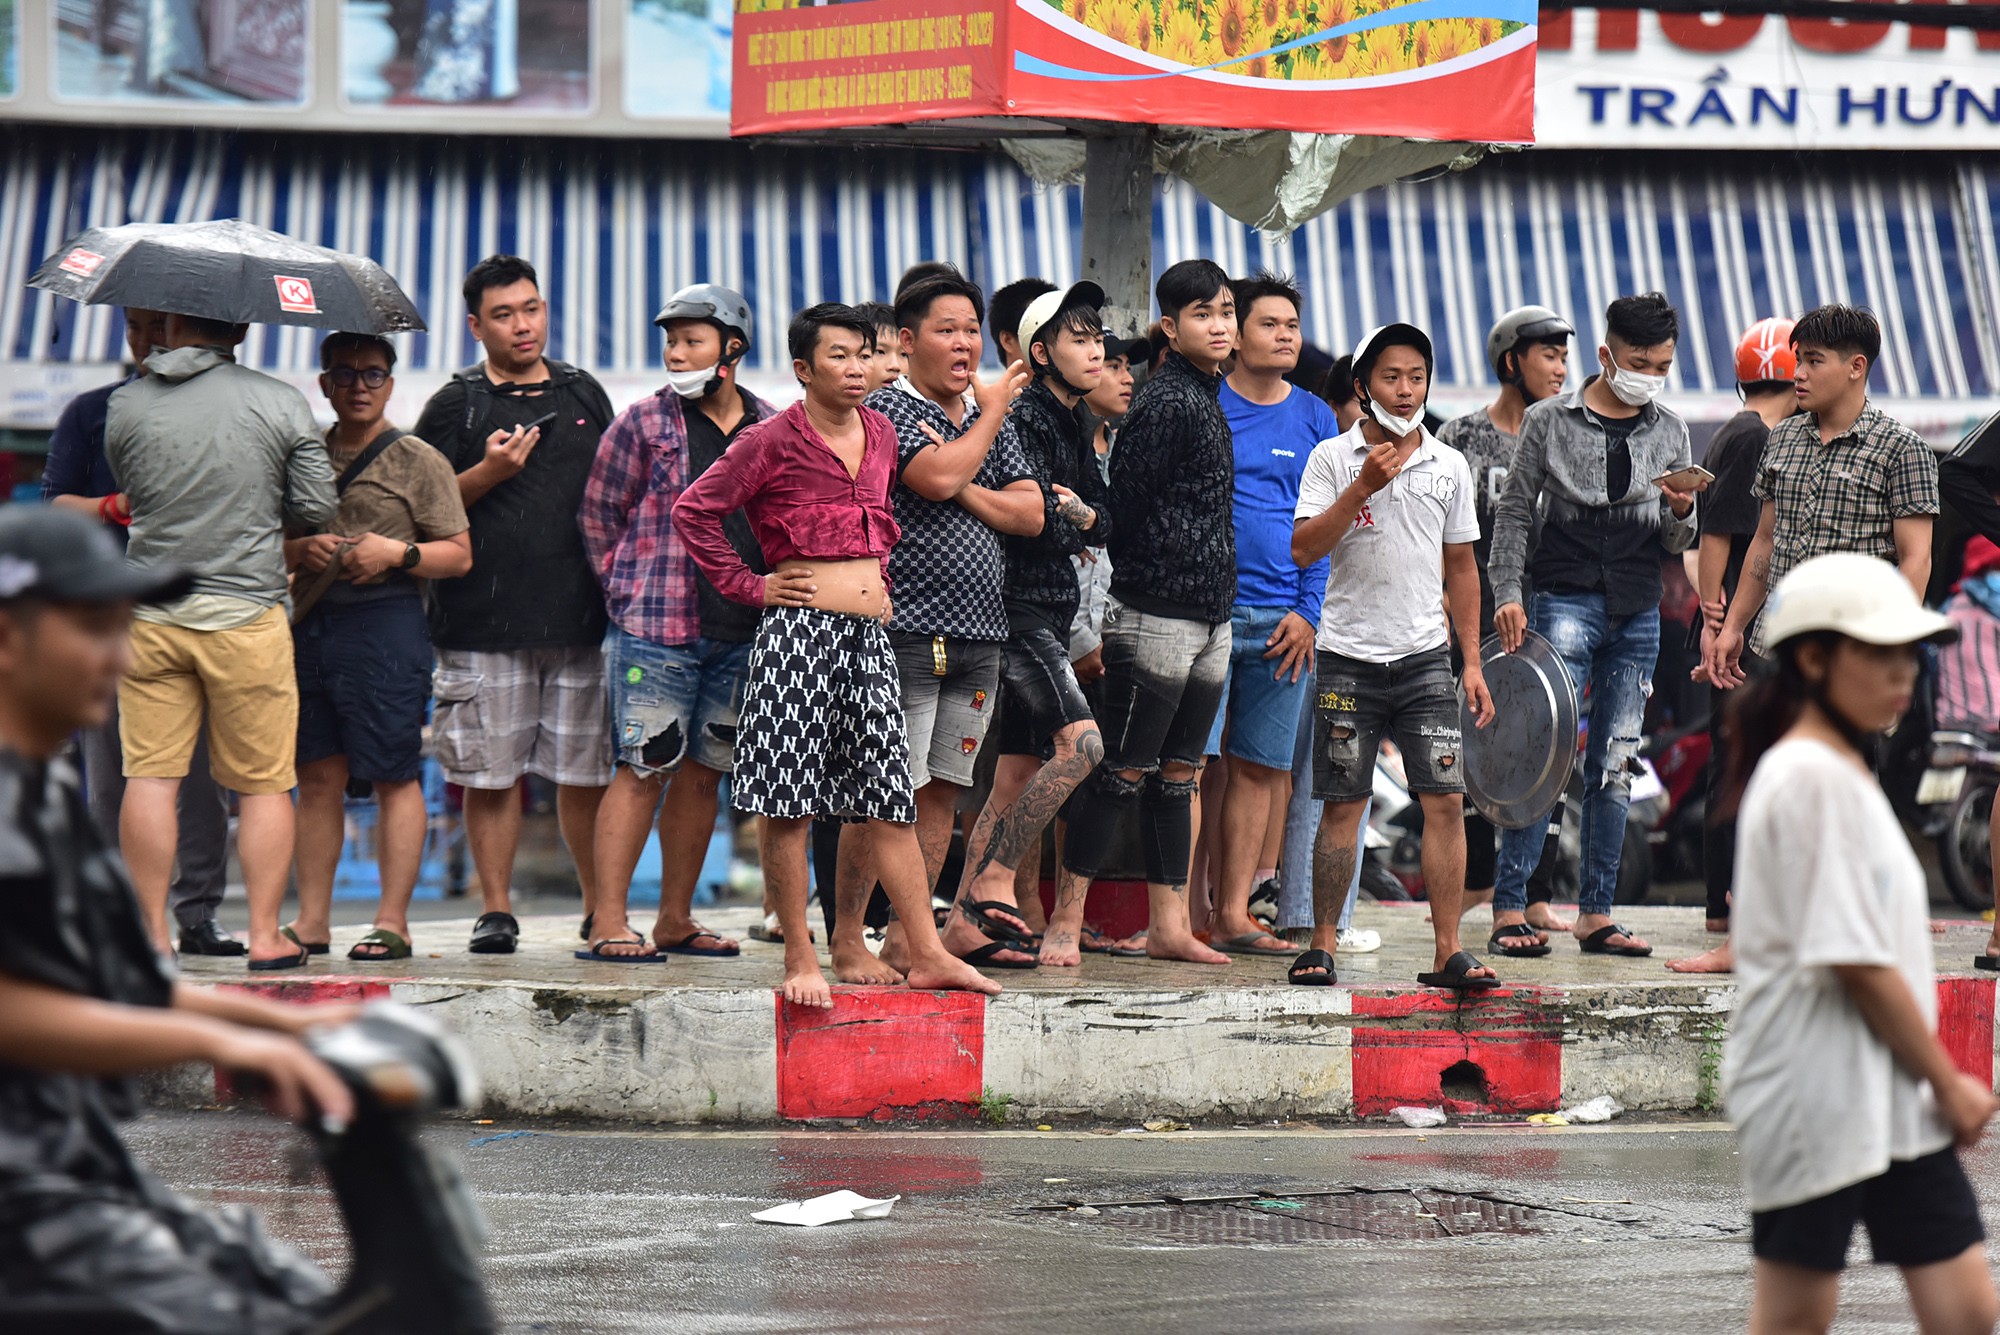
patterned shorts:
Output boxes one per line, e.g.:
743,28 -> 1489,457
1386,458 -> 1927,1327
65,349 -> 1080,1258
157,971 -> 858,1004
431,644 -> 614,790
732,607 -> 917,824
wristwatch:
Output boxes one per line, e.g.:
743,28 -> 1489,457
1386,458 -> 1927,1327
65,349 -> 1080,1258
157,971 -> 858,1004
400,542 -> 421,570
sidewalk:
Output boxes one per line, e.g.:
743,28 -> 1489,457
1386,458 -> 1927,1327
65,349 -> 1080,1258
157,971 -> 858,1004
170,904 -> 2000,1126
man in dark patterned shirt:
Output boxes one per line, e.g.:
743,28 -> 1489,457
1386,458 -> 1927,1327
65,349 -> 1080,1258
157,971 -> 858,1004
842,269 -> 1037,978
1055,259 -> 1239,967
1708,304 -> 1939,683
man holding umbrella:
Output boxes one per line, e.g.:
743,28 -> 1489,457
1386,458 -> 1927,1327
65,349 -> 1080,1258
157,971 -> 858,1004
107,312 -> 336,968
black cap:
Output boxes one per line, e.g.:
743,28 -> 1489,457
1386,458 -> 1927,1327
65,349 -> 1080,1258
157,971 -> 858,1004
0,505 -> 193,604
1101,332 -> 1148,363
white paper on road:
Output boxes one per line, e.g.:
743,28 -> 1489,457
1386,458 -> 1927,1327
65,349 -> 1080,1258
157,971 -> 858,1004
753,1191 -> 900,1227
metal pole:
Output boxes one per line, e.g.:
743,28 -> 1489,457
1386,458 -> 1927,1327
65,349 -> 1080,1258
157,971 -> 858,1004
1079,126 -> 1154,338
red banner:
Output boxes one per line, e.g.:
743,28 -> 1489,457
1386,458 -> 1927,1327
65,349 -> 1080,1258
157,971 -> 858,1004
732,0 -> 1536,144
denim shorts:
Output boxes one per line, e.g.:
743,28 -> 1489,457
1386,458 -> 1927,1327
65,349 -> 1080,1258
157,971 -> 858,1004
1203,604 -> 1314,769
1096,596 -> 1230,773
996,616 -> 1097,757
1311,646 -> 1464,803
889,630 -> 1002,788
603,627 -> 752,777
296,596 -> 433,784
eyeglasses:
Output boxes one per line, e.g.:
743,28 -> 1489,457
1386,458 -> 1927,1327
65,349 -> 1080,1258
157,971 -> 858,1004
327,366 -> 390,389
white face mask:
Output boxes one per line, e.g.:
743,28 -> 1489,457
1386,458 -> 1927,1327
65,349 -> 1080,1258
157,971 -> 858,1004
1369,398 -> 1422,439
665,365 -> 720,400
1602,352 -> 1666,407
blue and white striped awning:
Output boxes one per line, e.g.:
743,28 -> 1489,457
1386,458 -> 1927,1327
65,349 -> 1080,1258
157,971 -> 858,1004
4,127 -> 1998,410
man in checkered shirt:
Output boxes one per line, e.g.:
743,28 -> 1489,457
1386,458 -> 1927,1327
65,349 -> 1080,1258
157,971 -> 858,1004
1707,304 -> 1939,686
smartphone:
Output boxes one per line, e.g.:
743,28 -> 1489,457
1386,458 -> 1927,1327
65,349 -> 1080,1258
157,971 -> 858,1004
521,410 -> 558,431
1653,464 -> 1715,491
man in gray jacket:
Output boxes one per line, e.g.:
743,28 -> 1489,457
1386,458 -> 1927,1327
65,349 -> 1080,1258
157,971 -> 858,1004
107,313 -> 337,970
1487,292 -> 1702,961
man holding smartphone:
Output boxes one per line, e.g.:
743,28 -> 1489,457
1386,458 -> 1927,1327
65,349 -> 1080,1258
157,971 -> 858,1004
416,255 -> 617,956
1488,293 -> 1704,960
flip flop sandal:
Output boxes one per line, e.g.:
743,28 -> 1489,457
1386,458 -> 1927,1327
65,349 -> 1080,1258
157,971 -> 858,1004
747,912 -> 814,945
961,939 -> 1040,970
1488,923 -> 1553,959
956,898 -> 1039,952
347,929 -> 412,962
1079,927 -> 1115,954
578,913 -> 594,943
280,925 -> 330,956
1287,948 -> 1337,986
574,935 -> 664,963
1977,956 -> 2000,972
659,929 -> 741,957
469,911 -> 520,955
1418,950 -> 1503,991
1580,923 -> 1653,957
1215,931 -> 1296,957
248,947 -> 311,972
1107,931 -> 1149,959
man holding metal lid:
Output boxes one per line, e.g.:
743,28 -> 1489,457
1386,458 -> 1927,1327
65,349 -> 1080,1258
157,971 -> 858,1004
578,283 -> 775,963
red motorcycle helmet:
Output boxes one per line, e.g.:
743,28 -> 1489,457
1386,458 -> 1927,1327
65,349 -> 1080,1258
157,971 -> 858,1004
1734,316 -> 1797,386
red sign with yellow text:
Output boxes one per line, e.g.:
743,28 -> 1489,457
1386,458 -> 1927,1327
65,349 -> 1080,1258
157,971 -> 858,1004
732,0 -> 1536,143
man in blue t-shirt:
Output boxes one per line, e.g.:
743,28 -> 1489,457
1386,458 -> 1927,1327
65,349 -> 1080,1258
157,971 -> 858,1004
1203,273 -> 1337,956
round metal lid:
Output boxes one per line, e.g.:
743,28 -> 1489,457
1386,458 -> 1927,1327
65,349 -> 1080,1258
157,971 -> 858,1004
1463,630 -> 1579,830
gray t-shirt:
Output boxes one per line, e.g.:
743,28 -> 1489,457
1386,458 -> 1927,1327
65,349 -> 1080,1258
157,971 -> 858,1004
1295,423 -> 1479,664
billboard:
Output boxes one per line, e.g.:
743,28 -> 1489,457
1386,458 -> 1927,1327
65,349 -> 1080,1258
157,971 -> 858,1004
732,0 -> 1539,144
1537,7 -> 2000,148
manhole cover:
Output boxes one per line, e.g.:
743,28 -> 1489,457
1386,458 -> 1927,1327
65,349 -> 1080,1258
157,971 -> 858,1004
1067,1192 -> 1549,1244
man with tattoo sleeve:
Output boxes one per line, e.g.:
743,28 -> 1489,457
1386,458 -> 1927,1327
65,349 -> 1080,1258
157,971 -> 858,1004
953,283 -> 1113,969
1289,324 -> 1497,990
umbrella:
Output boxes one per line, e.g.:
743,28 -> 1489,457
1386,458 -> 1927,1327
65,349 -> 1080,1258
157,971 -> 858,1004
28,218 -> 424,334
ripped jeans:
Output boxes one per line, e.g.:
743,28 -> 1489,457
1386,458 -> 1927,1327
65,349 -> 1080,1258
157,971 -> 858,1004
1494,592 -> 1659,917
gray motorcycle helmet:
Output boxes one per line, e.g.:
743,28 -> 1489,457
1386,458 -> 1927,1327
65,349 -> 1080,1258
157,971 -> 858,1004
1485,304 -> 1573,383
654,283 -> 753,358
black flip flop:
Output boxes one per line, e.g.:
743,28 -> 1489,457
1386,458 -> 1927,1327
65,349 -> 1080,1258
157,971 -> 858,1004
469,911 -> 520,955
280,925 -> 330,956
957,898 -> 1039,951
659,929 -> 741,958
1288,948 -> 1337,986
962,940 -> 1039,970
1079,927 -> 1114,954
574,935 -> 664,964
1418,950 -> 1503,991
1580,923 -> 1652,957
1488,923 -> 1552,959
1977,956 -> 2000,972
578,913 -> 593,943
248,947 -> 311,972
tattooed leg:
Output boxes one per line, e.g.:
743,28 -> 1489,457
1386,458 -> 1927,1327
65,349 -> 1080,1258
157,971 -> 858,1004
1309,800 -> 1367,962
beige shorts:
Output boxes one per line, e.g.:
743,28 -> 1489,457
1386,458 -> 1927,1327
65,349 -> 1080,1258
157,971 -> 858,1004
120,606 -> 298,794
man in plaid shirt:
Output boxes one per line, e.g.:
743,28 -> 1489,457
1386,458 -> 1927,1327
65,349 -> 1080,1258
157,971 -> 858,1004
1707,304 -> 1939,686
577,284 -> 774,961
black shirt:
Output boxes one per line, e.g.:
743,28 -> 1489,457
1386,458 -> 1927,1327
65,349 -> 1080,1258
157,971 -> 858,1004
1529,399 -> 1664,616
1593,408 -> 1637,503
0,751 -> 173,1189
1003,380 -> 1114,634
1699,409 -> 1771,600
1106,351 -> 1237,624
415,362 -> 615,652
684,388 -> 770,645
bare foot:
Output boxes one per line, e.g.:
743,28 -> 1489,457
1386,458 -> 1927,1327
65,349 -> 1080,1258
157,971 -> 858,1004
878,921 -> 911,974
783,964 -> 834,1008
1666,943 -> 1733,973
831,934 -> 905,985
904,953 -> 1005,996
1526,905 -> 1575,934
1705,918 -> 1730,935
1039,928 -> 1082,968
1147,934 -> 1231,965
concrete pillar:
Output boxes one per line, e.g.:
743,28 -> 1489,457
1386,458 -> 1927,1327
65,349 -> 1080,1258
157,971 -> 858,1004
1079,126 -> 1154,337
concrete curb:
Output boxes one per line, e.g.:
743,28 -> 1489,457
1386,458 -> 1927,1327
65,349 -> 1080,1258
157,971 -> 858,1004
156,971 -> 2000,1124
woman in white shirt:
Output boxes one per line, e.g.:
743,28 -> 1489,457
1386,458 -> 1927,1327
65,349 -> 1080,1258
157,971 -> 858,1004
1722,552 -> 1998,1334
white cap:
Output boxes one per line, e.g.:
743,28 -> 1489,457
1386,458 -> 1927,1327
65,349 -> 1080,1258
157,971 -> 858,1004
1017,280 -> 1105,365
1763,552 -> 1957,650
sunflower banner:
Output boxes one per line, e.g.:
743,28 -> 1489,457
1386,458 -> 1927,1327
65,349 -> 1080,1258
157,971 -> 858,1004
732,0 -> 1535,143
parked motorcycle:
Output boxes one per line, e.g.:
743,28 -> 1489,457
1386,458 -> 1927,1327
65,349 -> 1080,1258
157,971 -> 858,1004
1924,729 -> 1998,912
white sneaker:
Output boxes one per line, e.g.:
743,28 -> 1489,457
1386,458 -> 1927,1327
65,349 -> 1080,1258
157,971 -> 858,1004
1337,927 -> 1382,954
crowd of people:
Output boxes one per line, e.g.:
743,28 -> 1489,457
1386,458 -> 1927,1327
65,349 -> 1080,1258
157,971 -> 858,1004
33,245 -> 1968,1001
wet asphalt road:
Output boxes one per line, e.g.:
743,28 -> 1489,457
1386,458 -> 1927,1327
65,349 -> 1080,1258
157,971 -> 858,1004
123,1113 -> 2000,1334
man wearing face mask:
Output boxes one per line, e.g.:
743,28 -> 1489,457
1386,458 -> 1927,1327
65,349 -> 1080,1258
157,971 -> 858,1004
1489,292 -> 1702,960
1289,324 -> 1495,989
576,283 -> 774,961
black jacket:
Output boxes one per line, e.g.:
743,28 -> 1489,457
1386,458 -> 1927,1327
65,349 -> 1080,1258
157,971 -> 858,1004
1943,409 -> 2000,548
1003,380 -> 1112,630
1106,351 -> 1236,624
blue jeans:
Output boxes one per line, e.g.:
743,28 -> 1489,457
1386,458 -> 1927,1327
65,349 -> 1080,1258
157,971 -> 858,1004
1277,669 -> 1368,933
604,628 -> 752,777
1495,592 -> 1660,917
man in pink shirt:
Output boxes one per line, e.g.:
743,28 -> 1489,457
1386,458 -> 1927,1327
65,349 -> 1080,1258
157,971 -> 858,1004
673,304 -> 1001,1006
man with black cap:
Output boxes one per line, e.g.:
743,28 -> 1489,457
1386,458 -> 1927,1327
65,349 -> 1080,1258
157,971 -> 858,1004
578,283 -> 774,963
1290,323 -> 1497,990
949,281 -> 1111,969
0,505 -> 364,1328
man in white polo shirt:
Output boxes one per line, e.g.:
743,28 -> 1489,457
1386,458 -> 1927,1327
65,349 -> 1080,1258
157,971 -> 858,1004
1288,323 -> 1496,990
